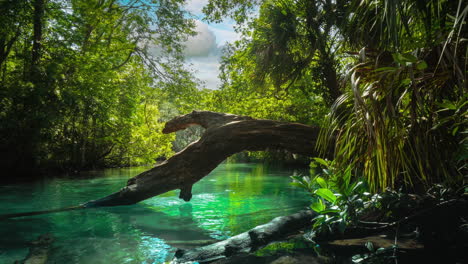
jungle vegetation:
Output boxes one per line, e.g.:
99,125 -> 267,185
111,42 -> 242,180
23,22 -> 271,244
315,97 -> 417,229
1,0 -> 466,195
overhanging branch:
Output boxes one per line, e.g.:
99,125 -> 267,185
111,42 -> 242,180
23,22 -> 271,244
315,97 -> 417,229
1,111 -> 322,219
84,111 -> 321,207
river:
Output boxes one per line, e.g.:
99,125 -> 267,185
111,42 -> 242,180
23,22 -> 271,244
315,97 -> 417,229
0,162 -> 311,263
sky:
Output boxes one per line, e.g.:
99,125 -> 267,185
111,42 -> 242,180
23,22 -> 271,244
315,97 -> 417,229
182,0 -> 242,90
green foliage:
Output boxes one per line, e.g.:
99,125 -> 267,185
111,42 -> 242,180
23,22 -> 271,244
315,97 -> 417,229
107,103 -> 175,167
2,0 -> 466,192
316,0 -> 467,192
318,47 -> 466,191
291,159 -> 370,237
371,183 -> 465,221
203,0 -> 259,24
0,0 -> 194,174
203,0 -> 466,192
212,0 -> 343,109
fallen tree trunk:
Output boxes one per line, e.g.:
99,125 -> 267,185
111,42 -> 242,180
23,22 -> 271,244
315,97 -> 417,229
83,111 -> 322,207
1,111 -> 322,219
173,210 -> 317,263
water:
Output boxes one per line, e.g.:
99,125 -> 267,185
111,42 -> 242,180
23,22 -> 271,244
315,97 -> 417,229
0,162 -> 311,263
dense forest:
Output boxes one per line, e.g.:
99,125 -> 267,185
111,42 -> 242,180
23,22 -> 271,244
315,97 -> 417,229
1,0 -> 466,186
0,0 -> 466,263
1,0 -> 466,188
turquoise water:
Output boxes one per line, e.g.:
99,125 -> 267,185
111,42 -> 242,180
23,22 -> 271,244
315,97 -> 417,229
0,162 -> 311,263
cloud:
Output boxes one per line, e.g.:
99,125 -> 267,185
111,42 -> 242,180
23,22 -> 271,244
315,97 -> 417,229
185,0 -> 207,15
182,1 -> 243,89
183,20 -> 219,57
182,19 -> 243,89
183,20 -> 224,89
187,56 -> 222,89
208,19 -> 242,45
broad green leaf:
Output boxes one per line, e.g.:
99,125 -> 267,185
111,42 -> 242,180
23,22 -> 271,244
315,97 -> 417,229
391,53 -> 402,63
400,53 -> 418,63
392,53 -> 417,63
438,100 -> 457,110
315,188 -> 337,203
416,60 -> 428,70
313,157 -> 329,167
290,175 -> 302,182
376,248 -> 387,253
315,177 -> 328,188
320,209 -> 340,214
310,199 -> 326,213
352,181 -> 365,193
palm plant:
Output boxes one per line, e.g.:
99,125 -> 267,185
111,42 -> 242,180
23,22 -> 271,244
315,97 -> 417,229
318,0 -> 467,192
203,0 -> 466,192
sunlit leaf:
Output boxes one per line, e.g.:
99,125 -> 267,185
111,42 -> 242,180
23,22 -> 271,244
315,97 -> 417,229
310,199 -> 326,213
313,158 -> 329,167
320,209 -> 340,214
315,177 -> 328,188
315,188 -> 337,203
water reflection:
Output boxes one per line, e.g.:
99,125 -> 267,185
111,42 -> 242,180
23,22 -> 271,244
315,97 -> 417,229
0,162 -> 310,263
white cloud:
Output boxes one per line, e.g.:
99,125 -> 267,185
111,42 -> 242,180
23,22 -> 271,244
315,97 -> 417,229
184,20 -> 219,57
185,0 -> 208,15
182,2 -> 243,89
143,0 -> 241,90
187,56 -> 222,89
182,20 -> 223,89
208,24 -> 241,45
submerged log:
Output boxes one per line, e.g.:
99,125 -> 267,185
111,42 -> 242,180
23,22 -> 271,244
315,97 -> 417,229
15,233 -> 54,264
173,210 -> 316,263
84,111 -> 321,207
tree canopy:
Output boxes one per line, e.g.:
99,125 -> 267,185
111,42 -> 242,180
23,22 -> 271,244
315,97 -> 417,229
1,0 -> 466,192
0,0 -> 195,176
201,0 -> 467,191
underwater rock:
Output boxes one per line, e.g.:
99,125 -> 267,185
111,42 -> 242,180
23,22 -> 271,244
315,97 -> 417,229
15,233 -> 54,264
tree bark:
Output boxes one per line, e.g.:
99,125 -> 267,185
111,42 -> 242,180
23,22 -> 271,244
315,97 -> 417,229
173,210 -> 317,263
1,111 -> 323,219
84,111 -> 322,207
31,0 -> 44,75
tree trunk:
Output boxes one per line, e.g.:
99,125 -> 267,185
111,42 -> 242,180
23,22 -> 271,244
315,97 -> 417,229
1,111 -> 323,219
84,111 -> 322,207
31,0 -> 44,76
173,210 -> 316,263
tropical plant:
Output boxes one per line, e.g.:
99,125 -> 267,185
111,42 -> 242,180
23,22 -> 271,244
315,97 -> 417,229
291,158 -> 371,237
204,0 -> 467,192
317,0 -> 467,192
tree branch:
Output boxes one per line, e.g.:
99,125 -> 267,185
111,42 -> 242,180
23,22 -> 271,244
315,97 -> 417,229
1,111 -> 322,218
84,111 -> 321,207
